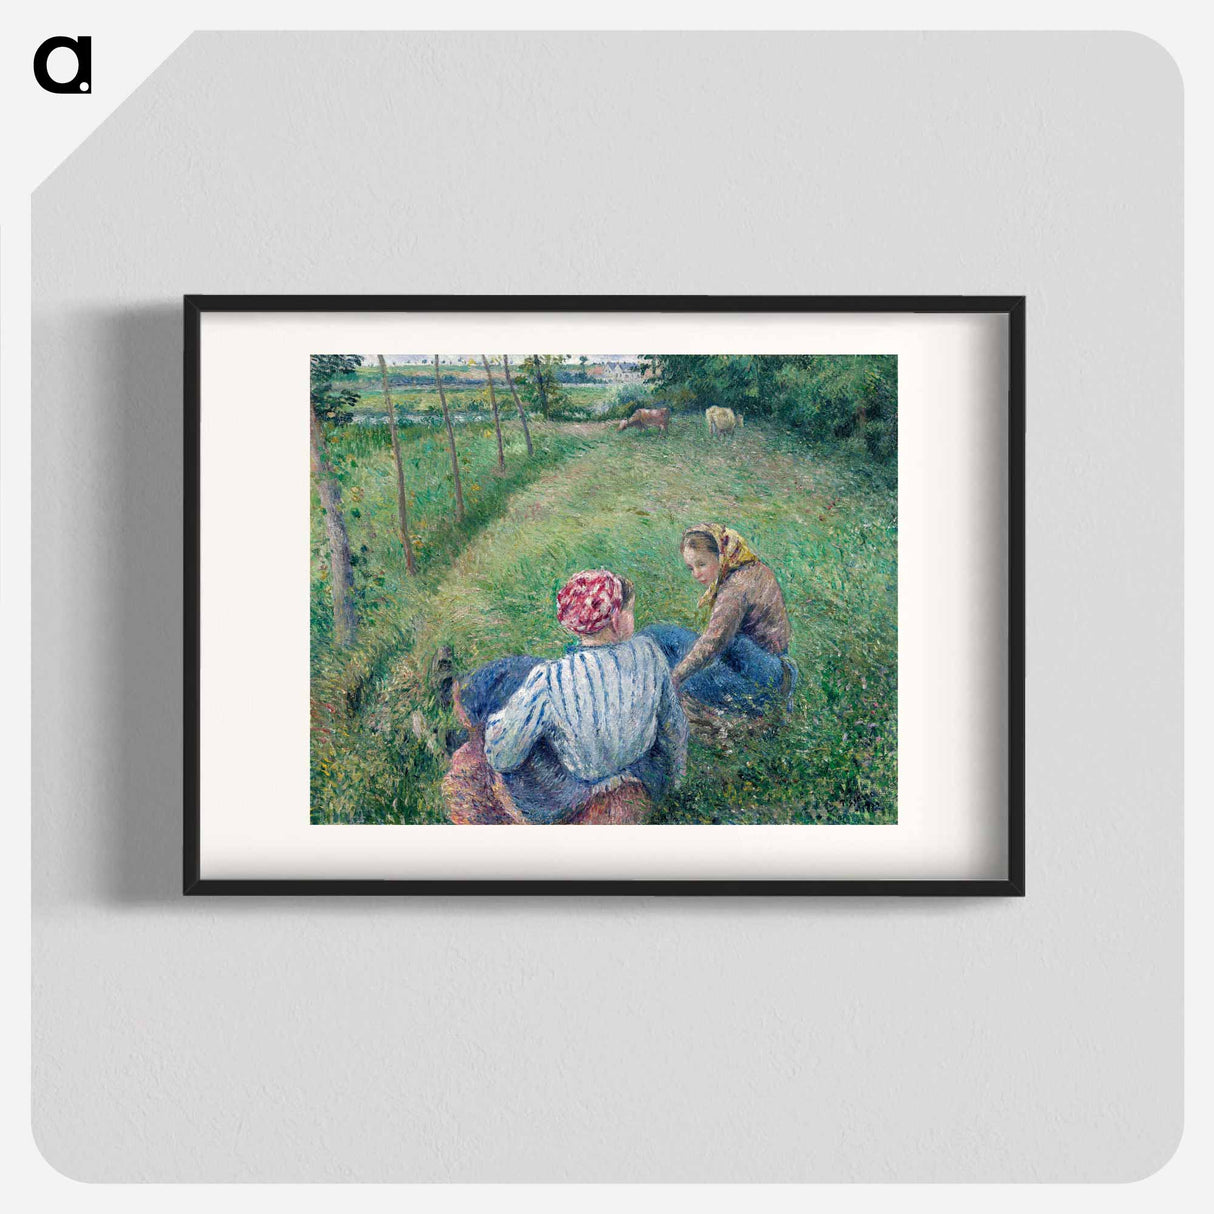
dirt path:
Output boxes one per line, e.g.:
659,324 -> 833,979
533,419 -> 617,438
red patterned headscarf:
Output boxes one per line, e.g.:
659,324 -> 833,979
556,569 -> 625,636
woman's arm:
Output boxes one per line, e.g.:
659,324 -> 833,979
654,651 -> 690,782
671,581 -> 747,686
484,666 -> 550,772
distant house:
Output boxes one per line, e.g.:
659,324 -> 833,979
599,359 -> 644,383
384,355 -> 498,367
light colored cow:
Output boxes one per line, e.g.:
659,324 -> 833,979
705,406 -> 743,437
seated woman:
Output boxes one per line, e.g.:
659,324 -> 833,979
643,523 -> 797,718
442,570 -> 688,825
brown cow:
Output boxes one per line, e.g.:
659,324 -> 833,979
617,406 -> 671,435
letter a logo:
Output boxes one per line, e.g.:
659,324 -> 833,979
33,35 -> 92,94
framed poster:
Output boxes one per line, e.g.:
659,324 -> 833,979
185,295 -> 1024,895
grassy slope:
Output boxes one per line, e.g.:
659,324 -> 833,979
312,418 -> 897,825
310,419 -> 602,815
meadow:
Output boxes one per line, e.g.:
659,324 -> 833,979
311,413 -> 898,826
345,363 -> 617,420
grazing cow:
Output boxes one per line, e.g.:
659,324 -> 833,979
617,406 -> 671,436
705,406 -> 743,437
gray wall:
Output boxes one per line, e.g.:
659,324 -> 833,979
31,32 -> 1182,1181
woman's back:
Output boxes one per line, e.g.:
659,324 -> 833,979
485,634 -> 682,784
713,560 -> 791,655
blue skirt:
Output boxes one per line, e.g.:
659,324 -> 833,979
641,623 -> 795,716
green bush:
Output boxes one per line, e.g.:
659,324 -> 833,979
601,381 -> 655,420
640,354 -> 898,463
652,383 -> 697,413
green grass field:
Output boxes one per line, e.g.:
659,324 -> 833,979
311,416 -> 897,825
347,363 -> 617,419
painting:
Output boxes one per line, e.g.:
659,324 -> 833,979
309,351 -> 898,827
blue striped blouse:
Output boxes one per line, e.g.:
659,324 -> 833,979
484,634 -> 688,790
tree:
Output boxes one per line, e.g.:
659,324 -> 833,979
638,353 -> 898,461
518,354 -> 568,418
309,355 -> 361,647
433,355 -> 465,523
481,355 -> 505,472
377,355 -> 417,574
578,354 -> 589,381
502,354 -> 534,457
310,354 -> 362,426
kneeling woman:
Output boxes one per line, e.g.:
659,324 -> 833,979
644,524 -> 797,717
443,570 -> 688,825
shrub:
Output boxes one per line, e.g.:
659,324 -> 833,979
652,383 -> 696,413
601,381 -> 655,420
640,354 -> 897,463
769,357 -> 898,461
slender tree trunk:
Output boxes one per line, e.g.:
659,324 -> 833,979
377,355 -> 417,574
531,356 -> 550,417
481,355 -> 506,471
503,354 -> 534,456
309,404 -> 358,646
434,355 -> 465,523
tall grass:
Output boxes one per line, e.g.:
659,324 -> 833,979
311,418 -> 897,825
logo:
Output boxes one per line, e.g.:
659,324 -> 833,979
33,35 -> 91,94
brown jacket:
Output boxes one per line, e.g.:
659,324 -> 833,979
672,561 -> 792,685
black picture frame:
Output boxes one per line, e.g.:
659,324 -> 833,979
184,295 -> 1025,897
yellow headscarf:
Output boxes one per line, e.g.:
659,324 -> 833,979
681,523 -> 759,615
